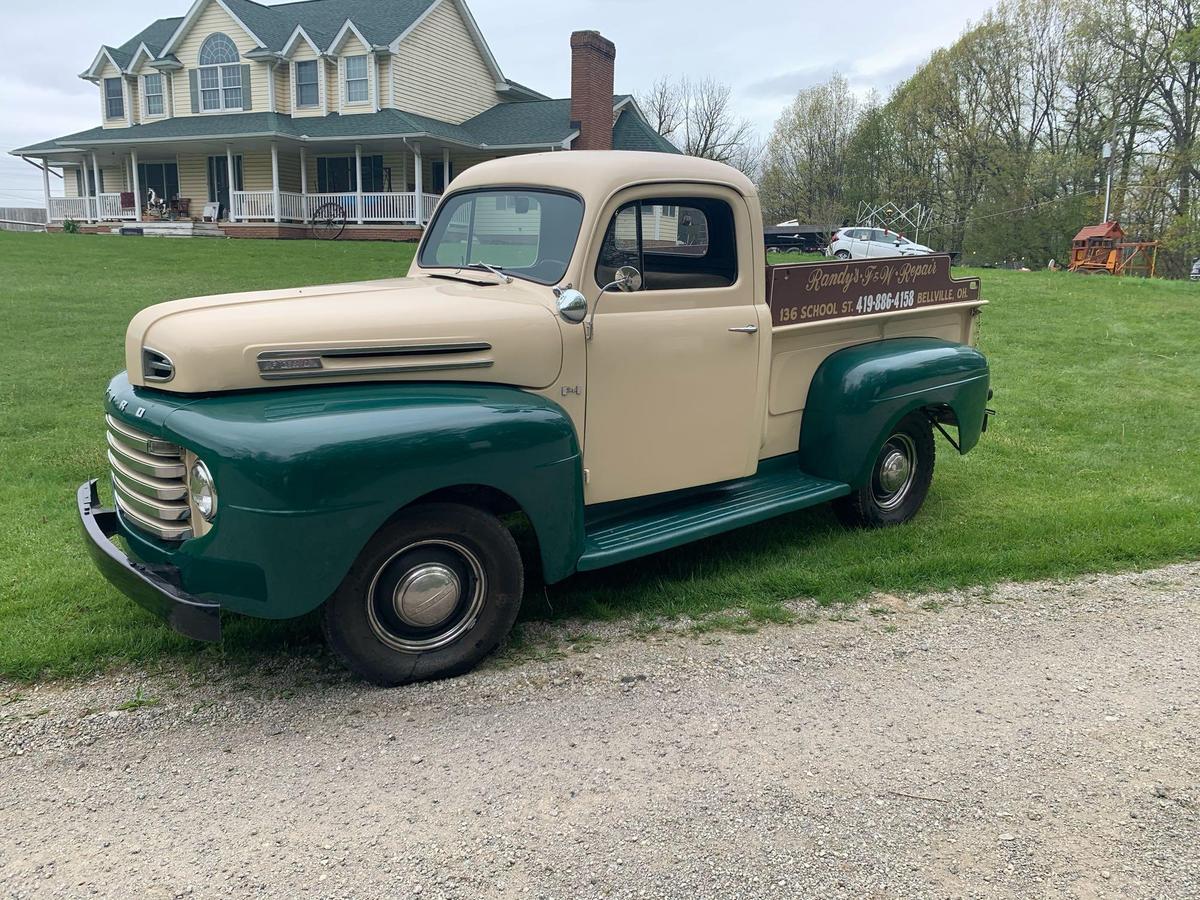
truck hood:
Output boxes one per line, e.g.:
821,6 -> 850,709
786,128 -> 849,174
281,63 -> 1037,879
125,276 -> 563,394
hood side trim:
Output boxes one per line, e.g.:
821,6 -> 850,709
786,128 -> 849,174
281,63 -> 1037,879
259,360 -> 495,382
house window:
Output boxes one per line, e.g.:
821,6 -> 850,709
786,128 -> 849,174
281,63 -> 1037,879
138,162 -> 180,202
295,60 -> 319,108
345,55 -> 369,104
596,197 -> 737,291
104,78 -> 124,119
317,156 -> 385,193
144,74 -> 165,116
198,33 -> 242,111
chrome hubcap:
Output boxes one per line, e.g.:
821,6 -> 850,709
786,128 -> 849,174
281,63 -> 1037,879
877,449 -> 911,495
872,433 -> 917,511
366,540 -> 486,653
393,564 -> 461,628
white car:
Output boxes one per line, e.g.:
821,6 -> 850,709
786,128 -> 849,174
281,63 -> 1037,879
826,227 -> 935,260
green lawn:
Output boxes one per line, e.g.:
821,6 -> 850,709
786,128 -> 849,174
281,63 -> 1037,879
1,232 -> 1197,680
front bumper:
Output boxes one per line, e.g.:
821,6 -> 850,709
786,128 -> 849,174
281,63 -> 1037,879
77,480 -> 221,642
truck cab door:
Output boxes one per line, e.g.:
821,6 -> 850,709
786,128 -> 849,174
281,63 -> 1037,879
581,191 -> 768,505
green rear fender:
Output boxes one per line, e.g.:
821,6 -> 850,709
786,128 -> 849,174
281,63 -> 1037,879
798,337 -> 990,488
115,378 -> 584,619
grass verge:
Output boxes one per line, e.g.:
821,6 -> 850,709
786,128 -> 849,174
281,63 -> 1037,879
1,232 -> 1197,680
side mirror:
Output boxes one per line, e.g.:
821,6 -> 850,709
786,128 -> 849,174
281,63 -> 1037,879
555,288 -> 588,324
612,265 -> 643,292
586,265 -> 642,340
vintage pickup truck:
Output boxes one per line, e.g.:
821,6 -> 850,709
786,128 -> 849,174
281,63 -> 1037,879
80,152 -> 991,685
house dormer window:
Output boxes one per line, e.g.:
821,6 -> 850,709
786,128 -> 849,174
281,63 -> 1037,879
295,60 -> 319,108
345,55 -> 369,104
144,73 -> 165,116
104,77 -> 124,119
198,33 -> 242,111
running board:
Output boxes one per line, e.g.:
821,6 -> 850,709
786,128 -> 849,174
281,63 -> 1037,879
577,456 -> 849,572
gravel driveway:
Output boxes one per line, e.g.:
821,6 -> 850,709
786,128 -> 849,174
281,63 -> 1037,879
2,563 -> 1198,900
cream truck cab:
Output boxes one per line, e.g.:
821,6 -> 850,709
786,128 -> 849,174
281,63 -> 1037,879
80,152 -> 991,685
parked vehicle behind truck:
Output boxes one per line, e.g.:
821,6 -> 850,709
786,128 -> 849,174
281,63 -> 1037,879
81,152 -> 992,685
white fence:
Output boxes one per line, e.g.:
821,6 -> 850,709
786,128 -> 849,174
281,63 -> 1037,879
233,190 -> 439,225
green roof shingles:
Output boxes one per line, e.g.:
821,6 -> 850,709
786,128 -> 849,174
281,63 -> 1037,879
14,102 -> 677,156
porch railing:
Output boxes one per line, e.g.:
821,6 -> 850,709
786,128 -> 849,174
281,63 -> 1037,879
49,195 -> 136,223
48,197 -> 93,222
97,193 -> 136,221
231,190 -> 440,226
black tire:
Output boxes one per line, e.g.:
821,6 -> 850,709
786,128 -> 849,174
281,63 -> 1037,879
834,413 -> 935,528
834,249 -> 852,260
322,503 -> 524,686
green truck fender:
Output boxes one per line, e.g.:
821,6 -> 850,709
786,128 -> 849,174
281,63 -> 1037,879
797,337 -> 991,488
108,375 -> 584,620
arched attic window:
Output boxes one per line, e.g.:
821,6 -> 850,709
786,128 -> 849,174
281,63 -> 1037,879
197,33 -> 244,111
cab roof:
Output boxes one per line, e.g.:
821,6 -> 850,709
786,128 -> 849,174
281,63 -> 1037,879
448,151 -> 758,205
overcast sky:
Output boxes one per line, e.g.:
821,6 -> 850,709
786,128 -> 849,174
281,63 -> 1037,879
0,0 -> 992,206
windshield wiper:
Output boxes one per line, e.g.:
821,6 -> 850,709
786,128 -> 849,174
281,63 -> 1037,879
464,261 -> 512,284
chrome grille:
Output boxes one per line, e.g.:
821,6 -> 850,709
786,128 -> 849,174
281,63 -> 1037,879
106,415 -> 192,541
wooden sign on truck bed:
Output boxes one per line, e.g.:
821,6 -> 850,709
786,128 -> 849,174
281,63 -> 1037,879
767,254 -> 981,327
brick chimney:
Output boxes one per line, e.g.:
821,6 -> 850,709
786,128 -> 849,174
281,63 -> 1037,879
569,30 -> 616,151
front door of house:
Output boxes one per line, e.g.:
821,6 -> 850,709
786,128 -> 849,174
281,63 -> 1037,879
207,156 -> 243,220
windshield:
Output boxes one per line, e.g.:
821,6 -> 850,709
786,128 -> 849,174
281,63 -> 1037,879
418,189 -> 584,285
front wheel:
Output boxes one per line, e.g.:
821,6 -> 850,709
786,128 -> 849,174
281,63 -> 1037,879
834,249 -> 852,260
322,503 -> 524,686
833,413 -> 935,528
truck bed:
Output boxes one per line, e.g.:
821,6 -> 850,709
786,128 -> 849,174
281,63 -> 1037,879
759,254 -> 986,460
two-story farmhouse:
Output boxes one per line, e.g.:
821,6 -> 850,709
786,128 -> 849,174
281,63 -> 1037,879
13,0 -> 676,238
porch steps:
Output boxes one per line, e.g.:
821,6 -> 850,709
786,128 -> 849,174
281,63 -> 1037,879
107,221 -> 224,239
576,455 -> 850,571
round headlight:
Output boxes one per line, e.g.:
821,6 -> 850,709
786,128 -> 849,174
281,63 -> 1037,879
189,460 -> 218,521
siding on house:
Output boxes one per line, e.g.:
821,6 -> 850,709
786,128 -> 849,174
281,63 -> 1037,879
393,0 -> 501,124
177,153 -> 210,204
170,2 -> 269,118
274,65 -> 291,115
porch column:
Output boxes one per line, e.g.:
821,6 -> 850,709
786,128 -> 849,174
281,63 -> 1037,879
354,143 -> 364,225
413,144 -> 423,226
300,146 -> 309,224
226,145 -> 236,222
91,152 -> 102,222
41,158 -> 51,226
442,147 -> 450,192
130,149 -> 142,223
271,141 -> 281,224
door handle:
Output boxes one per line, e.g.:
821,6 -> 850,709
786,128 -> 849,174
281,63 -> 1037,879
728,324 -> 758,334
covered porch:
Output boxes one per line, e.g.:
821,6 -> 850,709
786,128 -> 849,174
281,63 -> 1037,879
38,135 -> 482,231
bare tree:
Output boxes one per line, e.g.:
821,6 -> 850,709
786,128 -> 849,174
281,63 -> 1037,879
639,76 -> 683,142
636,76 -> 760,172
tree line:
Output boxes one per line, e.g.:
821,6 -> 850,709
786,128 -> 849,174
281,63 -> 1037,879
641,0 -> 1199,275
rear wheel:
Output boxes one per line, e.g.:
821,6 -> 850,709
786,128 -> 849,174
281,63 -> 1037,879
834,249 -> 852,260
322,503 -> 524,686
834,413 -> 935,528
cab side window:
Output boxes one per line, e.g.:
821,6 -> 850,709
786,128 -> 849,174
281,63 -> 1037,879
596,197 -> 738,292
